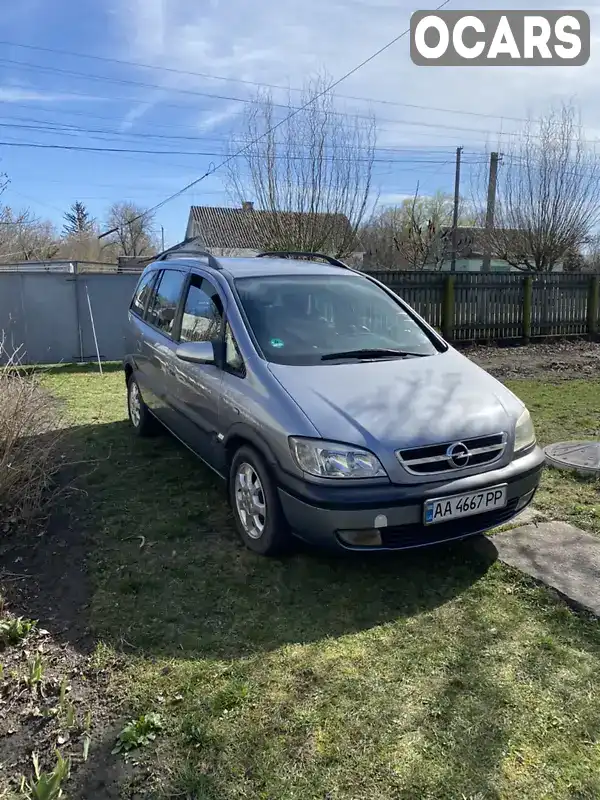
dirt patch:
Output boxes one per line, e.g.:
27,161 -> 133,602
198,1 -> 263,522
461,340 -> 600,381
0,617 -> 127,799
0,505 -> 129,798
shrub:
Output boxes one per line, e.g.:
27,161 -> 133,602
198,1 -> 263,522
0,338 -> 65,523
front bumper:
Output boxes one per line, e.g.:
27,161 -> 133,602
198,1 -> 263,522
278,446 -> 545,551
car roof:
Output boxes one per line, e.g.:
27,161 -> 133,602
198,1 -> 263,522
218,257 -> 354,278
150,255 -> 359,280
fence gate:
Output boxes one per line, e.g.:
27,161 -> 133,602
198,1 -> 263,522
0,272 -> 140,364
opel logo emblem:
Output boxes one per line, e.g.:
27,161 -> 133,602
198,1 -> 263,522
446,442 -> 471,468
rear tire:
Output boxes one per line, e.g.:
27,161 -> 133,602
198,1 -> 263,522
229,446 -> 290,556
127,374 -> 158,437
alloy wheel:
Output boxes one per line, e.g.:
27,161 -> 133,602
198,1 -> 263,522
234,462 -> 267,539
129,381 -> 141,427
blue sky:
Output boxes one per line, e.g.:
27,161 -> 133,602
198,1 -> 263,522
1,0 -> 598,247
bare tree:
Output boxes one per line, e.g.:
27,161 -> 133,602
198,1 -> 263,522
0,207 -> 59,262
562,246 -> 587,272
362,188 -> 477,270
360,206 -> 406,269
58,232 -> 111,263
227,74 -> 375,259
397,184 -> 448,270
483,104 -> 600,272
583,235 -> 600,273
105,202 -> 158,258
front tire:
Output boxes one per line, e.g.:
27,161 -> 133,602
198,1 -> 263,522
127,374 -> 157,437
229,446 -> 290,556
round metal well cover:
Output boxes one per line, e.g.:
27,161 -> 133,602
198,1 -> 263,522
544,441 -> 600,475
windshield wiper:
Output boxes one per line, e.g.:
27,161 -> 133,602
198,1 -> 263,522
321,348 -> 428,361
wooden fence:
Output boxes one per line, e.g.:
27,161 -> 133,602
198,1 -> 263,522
364,270 -> 600,342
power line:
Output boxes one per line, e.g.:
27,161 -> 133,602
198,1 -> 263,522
99,0 -> 456,236
0,57 -> 296,110
0,111 -> 514,154
0,85 -> 522,151
0,137 -> 491,166
3,54 -> 593,148
0,116 -> 490,161
0,109 -> 525,150
0,103 -> 515,155
0,38 -> 531,125
0,96 -> 240,136
0,78 -> 534,151
8,188 -> 65,215
10,176 -> 230,192
0,56 -> 526,137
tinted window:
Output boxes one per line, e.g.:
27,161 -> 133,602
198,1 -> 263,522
146,270 -> 186,335
180,276 -> 223,343
235,274 -> 438,366
130,271 -> 157,317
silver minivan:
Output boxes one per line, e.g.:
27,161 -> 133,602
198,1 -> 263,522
124,244 -> 544,556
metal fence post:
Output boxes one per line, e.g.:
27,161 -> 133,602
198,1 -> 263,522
588,274 -> 600,339
522,275 -> 533,342
441,275 -> 455,341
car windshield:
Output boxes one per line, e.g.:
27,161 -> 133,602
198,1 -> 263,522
234,274 -> 439,366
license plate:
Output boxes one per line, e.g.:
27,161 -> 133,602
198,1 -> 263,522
424,484 -> 508,526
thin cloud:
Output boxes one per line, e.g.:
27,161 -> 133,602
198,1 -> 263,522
120,96 -> 163,131
197,103 -> 242,133
0,87 -> 100,103
115,0 -> 600,151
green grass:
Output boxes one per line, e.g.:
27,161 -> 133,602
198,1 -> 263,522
41,367 -> 600,799
506,380 -> 600,536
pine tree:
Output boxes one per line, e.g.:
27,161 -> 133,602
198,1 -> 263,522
62,202 -> 95,236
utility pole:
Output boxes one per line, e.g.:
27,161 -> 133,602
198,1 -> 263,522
161,226 -> 165,251
450,146 -> 463,272
482,151 -> 500,272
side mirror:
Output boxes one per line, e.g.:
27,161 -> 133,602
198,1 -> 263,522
175,341 -> 215,365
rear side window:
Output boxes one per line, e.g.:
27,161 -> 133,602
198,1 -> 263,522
130,271 -> 157,318
180,275 -> 223,343
146,269 -> 187,336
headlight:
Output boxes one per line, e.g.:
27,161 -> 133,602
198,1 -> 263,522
289,437 -> 387,479
514,409 -> 536,453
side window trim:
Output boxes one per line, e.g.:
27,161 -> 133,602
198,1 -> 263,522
130,269 -> 160,320
174,270 -> 226,345
171,271 -> 192,343
141,270 -> 162,322
144,268 -> 187,340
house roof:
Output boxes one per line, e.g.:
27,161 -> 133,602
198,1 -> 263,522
187,205 -> 362,252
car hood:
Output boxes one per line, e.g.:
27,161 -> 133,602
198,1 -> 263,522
267,348 -> 524,451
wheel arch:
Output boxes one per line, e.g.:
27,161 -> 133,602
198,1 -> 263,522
124,358 -> 135,385
224,424 -> 279,480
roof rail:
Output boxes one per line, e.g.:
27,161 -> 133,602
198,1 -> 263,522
155,237 -> 223,270
256,251 -> 351,269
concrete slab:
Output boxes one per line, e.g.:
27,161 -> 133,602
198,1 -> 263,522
493,506 -> 545,532
490,522 -> 600,616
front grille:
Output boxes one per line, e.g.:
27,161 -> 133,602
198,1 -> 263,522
379,498 -> 519,549
397,433 -> 507,475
